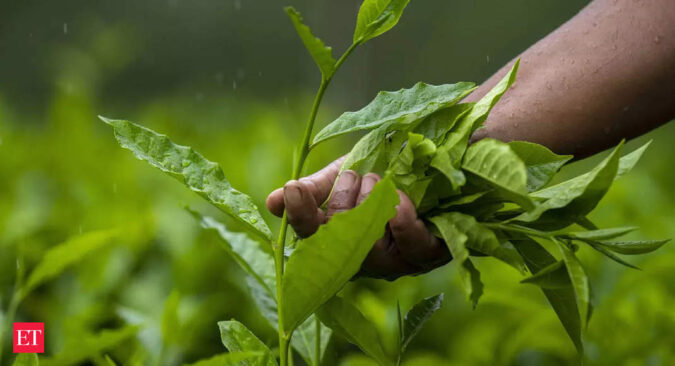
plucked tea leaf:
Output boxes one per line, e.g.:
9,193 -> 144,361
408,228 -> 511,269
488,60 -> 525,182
593,239 -> 670,255
353,0 -> 410,44
184,353 -> 265,366
312,82 -> 475,145
218,321 -> 276,366
12,354 -> 38,366
429,215 -> 483,307
389,133 -> 436,206
22,229 -> 118,296
512,237 -> 582,352
565,227 -> 638,241
317,296 -> 392,366
401,294 -> 444,353
100,117 -> 272,241
414,103 -> 474,144
557,241 -> 590,330
507,141 -> 572,191
462,139 -> 534,211
285,7 -> 336,78
282,176 -> 399,333
467,60 -> 520,132
520,261 -> 570,288
615,140 -> 651,179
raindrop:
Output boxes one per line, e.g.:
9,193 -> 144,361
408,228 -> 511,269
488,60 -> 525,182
234,0 -> 241,10
182,160 -> 191,167
258,71 -> 263,77
236,68 -> 245,80
654,35 -> 661,44
79,225 -> 83,234
486,55 -> 490,63
215,71 -> 224,85
113,183 -> 118,194
63,23 -> 68,34
250,218 -> 258,224
232,80 -> 237,90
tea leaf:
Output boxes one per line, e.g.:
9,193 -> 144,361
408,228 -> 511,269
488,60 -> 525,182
414,103 -> 474,144
22,229 -> 118,296
100,117 -> 272,241
161,291 -> 181,346
582,241 -> 640,270
400,294 -> 444,353
462,139 -> 534,211
317,296 -> 393,366
285,7 -> 336,79
507,141 -> 572,191
353,0 -> 410,44
512,237 -> 582,353
41,326 -> 138,366
615,140 -> 651,179
292,316 -> 332,366
282,176 -> 399,333
218,321 -> 276,366
312,82 -> 475,145
592,239 -> 670,255
12,354 -> 38,366
520,261 -> 570,288
467,59 -> 520,132
557,241 -> 590,331
429,215 -> 483,308
184,352 -> 265,366
389,133 -> 436,206
564,226 -> 638,241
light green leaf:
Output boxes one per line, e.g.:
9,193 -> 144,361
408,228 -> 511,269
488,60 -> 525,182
12,354 -> 38,366
292,316 -> 332,366
353,0 -> 410,44
429,215 -> 483,308
285,7 -> 336,78
507,141 -> 572,191
414,103 -> 474,144
520,261 -> 570,288
512,237 -> 582,353
282,176 -> 399,333
22,229 -> 118,296
388,133 -> 436,206
317,297 -> 393,366
517,141 -> 624,228
557,241 -> 590,331
429,147 -> 466,191
41,326 -> 138,366
161,290 -> 181,346
341,126 -> 389,175
565,227 -> 638,241
401,294 -> 444,353
184,352 -> 265,366
593,239 -> 670,255
103,355 -> 117,366
462,139 -> 534,211
582,241 -> 640,270
312,82 -> 476,145
218,321 -> 276,366
615,140 -> 651,179
100,117 -> 272,241
465,59 -> 520,132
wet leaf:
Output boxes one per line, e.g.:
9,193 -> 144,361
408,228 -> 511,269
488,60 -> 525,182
353,0 -> 411,44
285,7 -> 335,78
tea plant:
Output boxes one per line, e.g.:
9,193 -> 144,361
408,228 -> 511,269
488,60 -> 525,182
93,0 -> 669,365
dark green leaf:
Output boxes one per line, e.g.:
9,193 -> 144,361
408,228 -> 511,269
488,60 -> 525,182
437,191 -> 488,209
353,0 -> 411,44
565,227 -> 638,241
41,327 -> 138,366
12,354 -> 38,366
462,139 -> 534,210
507,141 -> 572,191
218,321 -> 276,366
285,7 -> 336,78
282,176 -> 399,333
312,82 -> 475,145
593,239 -> 670,255
317,297 -> 393,366
583,241 -> 640,270
557,241 -> 590,330
100,117 -> 272,241
401,294 -> 444,353
414,103 -> 474,144
520,261 -> 570,288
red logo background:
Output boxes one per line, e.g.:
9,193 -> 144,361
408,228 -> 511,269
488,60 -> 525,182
13,323 -> 44,353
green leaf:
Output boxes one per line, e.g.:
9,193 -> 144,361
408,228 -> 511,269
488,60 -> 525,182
564,226 -> 638,241
582,241 -> 640,270
431,212 -> 526,273
317,297 -> 393,366
284,7 -> 336,78
41,326 -> 138,366
512,237 -> 582,353
507,141 -> 572,191
615,140 -> 651,179
22,229 -> 118,296
437,191 -> 488,209
520,261 -> 570,288
292,316 -> 332,366
388,133 -> 436,206
414,103 -> 474,144
465,59 -> 520,132
517,141 -> 624,229
100,117 -> 272,241
218,321 -> 276,366
400,294 -> 444,353
429,215 -> 483,308
12,354 -> 38,366
161,290 -> 181,346
184,353 -> 266,366
593,239 -> 670,255
462,139 -> 535,211
353,0 -> 411,44
312,82 -> 476,145
557,241 -> 590,331
282,176 -> 399,332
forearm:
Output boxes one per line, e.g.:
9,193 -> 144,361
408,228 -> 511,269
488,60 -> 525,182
467,0 -> 675,158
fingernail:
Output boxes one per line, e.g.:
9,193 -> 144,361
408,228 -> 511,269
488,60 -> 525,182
285,184 -> 302,203
336,171 -> 357,190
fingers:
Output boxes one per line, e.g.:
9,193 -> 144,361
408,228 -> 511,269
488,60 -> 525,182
359,234 -> 422,281
326,170 -> 361,219
266,156 -> 345,217
389,191 -> 451,269
283,180 -> 325,238
356,173 -> 381,205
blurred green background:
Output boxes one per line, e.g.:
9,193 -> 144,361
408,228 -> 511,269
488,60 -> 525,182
1,0 -> 673,365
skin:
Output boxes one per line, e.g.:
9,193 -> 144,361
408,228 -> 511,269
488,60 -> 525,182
268,0 -> 675,280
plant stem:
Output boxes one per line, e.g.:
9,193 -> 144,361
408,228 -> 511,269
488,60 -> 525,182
0,252 -> 25,365
275,42 -> 359,366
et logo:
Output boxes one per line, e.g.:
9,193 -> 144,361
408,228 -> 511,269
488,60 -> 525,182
13,323 -> 44,353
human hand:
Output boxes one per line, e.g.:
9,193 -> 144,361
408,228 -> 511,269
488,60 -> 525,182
266,158 -> 451,281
